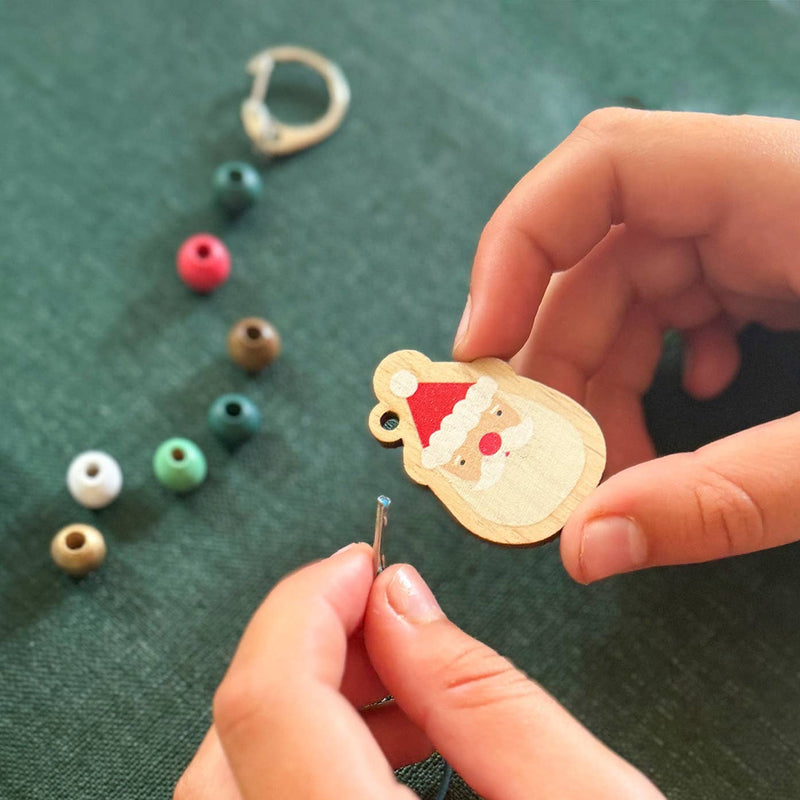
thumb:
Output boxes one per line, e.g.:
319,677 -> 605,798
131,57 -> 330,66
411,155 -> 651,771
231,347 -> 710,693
561,415 -> 799,584
365,565 -> 661,800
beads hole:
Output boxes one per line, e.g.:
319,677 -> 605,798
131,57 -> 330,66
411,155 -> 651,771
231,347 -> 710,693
66,531 -> 85,550
230,169 -> 243,182
197,244 -> 211,258
85,463 -> 99,478
171,448 -> 185,462
380,411 -> 400,431
225,402 -> 242,417
246,326 -> 262,340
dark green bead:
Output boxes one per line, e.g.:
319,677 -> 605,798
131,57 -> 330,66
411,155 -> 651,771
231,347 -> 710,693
208,394 -> 261,446
212,161 -> 263,214
153,438 -> 207,492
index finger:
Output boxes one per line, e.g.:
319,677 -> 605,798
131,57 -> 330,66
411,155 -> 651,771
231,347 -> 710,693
213,543 -> 414,800
454,108 -> 800,360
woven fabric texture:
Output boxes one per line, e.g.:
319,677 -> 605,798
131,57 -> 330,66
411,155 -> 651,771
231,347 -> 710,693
2,1 -> 800,798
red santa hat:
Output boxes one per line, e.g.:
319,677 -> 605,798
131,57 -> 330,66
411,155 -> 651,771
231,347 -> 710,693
389,369 -> 497,469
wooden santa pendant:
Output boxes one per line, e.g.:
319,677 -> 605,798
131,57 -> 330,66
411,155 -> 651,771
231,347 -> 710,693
368,350 -> 606,546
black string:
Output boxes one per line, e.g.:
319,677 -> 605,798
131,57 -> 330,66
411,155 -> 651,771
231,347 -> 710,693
434,761 -> 453,800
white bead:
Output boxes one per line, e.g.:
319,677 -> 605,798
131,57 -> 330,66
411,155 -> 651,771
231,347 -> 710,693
67,450 -> 123,509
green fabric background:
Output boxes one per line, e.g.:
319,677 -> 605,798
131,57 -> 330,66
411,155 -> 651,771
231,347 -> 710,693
2,1 -> 800,797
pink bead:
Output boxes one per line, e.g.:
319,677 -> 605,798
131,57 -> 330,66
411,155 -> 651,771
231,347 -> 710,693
177,234 -> 231,293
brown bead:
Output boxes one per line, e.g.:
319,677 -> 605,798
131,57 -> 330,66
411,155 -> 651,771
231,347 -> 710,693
51,524 -> 106,577
227,317 -> 281,372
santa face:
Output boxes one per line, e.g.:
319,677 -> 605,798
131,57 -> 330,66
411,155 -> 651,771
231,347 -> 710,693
438,390 -> 586,528
440,398 -> 532,489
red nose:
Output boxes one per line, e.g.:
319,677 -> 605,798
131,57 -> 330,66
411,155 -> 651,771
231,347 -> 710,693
479,431 -> 502,456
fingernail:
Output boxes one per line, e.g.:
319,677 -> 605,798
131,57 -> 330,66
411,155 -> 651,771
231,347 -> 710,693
453,295 -> 472,353
333,542 -> 357,556
387,566 -> 444,624
579,516 -> 648,583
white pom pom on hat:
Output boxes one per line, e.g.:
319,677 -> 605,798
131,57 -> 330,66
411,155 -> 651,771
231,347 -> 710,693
389,370 -> 418,398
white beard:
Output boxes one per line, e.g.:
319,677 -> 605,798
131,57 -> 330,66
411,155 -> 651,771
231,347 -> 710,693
474,416 -> 535,491
443,393 -> 587,527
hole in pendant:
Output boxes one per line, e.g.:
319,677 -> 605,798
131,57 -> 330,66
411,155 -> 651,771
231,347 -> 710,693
197,244 -> 211,258
225,402 -> 242,417
171,448 -> 185,462
66,531 -> 86,550
380,411 -> 400,431
246,325 -> 262,340
85,463 -> 99,478
230,169 -> 243,182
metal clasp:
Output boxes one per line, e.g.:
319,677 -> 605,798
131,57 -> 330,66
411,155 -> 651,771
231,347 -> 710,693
241,45 -> 351,157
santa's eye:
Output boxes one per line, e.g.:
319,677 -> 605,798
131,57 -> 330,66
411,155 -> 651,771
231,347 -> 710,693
459,459 -> 466,466
490,404 -> 502,417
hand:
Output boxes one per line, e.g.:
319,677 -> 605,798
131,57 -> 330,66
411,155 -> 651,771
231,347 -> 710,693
453,108 -> 800,582
174,544 -> 662,799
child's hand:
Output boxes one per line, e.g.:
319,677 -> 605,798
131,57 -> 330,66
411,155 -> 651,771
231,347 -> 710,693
454,109 -> 800,583
174,544 -> 662,799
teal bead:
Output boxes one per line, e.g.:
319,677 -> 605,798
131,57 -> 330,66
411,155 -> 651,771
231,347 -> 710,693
153,438 -> 207,492
208,394 -> 261,446
213,161 -> 263,214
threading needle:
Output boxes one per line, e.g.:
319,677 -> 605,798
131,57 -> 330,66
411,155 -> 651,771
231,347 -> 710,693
373,495 -> 390,576
368,495 -> 453,798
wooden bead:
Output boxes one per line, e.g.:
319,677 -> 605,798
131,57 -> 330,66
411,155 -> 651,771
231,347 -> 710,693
66,450 -> 122,509
51,524 -> 106,577
153,437 -> 207,492
208,393 -> 261,445
227,317 -> 281,372
177,233 -> 231,293
213,161 -> 263,214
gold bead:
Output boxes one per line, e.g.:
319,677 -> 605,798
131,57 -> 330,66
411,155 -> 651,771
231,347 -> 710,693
51,524 -> 106,577
227,316 -> 281,372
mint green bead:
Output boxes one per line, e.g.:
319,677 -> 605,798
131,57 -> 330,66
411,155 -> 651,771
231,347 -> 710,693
213,161 -> 263,214
153,438 -> 207,492
208,394 -> 261,446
